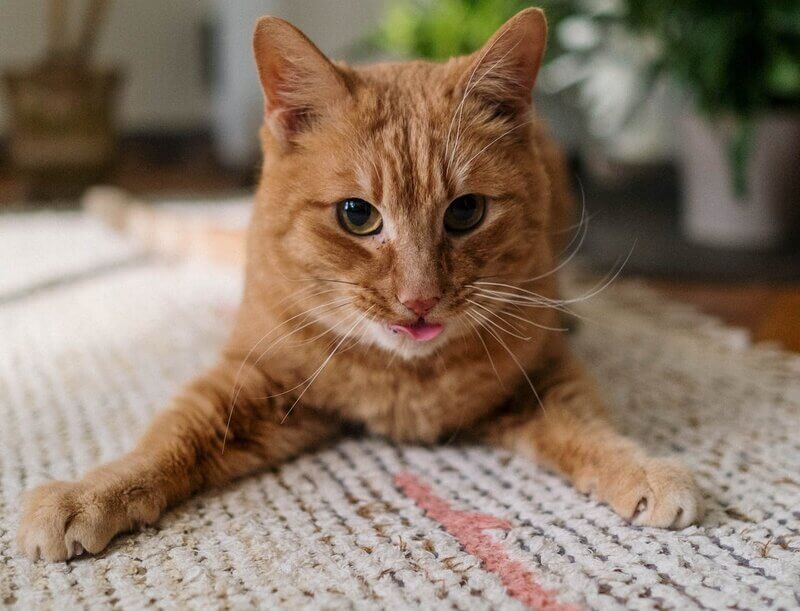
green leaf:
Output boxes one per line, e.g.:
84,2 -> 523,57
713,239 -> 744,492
767,51 -> 800,98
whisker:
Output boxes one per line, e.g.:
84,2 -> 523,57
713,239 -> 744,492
551,243 -> 636,305
276,274 -> 360,288
272,287 -> 351,323
460,117 -> 530,172
472,286 -> 563,311
519,179 -> 590,285
476,243 -> 633,312
444,27 -> 513,174
279,306 -> 375,424
468,239 -> 635,332
465,311 -> 546,416
307,277 -> 360,287
458,322 -> 470,350
222,296 -> 352,452
470,287 -> 569,311
300,306 -> 364,356
234,296 -> 351,375
284,303 -> 355,347
471,290 -> 591,334
336,311 -> 374,356
471,284 -> 577,312
466,299 -> 531,340
270,283 -> 317,309
249,309 -> 364,405
467,297 -> 567,333
474,282 -> 550,299
465,315 -> 505,389
466,298 -> 526,332
449,40 -> 521,174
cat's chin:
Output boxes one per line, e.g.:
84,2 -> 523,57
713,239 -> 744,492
360,319 -> 452,360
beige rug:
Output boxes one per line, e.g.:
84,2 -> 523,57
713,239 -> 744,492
0,211 -> 798,610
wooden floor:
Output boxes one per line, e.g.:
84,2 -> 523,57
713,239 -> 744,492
2,140 -> 798,353
645,281 -> 800,352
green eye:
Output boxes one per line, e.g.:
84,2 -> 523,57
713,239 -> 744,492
444,194 -> 487,233
337,198 -> 383,236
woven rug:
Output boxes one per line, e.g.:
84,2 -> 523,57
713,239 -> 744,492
0,211 -> 798,610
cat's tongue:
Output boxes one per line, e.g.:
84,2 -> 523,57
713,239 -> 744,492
390,320 -> 444,342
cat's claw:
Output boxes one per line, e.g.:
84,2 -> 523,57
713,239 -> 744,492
591,457 -> 704,529
17,480 -> 138,562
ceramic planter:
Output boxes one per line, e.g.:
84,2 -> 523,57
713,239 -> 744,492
678,113 -> 800,249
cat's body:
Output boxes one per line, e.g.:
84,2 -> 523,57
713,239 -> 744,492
19,9 -> 703,563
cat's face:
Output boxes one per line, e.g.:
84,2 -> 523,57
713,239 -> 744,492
252,9 -> 556,359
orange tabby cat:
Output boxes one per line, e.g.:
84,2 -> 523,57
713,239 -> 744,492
18,9 -> 703,562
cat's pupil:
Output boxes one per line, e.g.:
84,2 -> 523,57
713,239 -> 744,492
450,196 -> 477,221
444,194 -> 486,233
337,198 -> 382,235
343,199 -> 371,226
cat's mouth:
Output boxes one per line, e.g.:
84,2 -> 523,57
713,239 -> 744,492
389,318 -> 444,342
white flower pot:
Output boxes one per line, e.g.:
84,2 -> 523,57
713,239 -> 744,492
678,113 -> 800,249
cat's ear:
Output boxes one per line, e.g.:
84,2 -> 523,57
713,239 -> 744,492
459,8 -> 547,117
253,16 -> 349,140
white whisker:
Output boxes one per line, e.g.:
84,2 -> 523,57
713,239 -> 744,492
222,295 -> 352,452
444,27 -> 513,175
465,315 -> 505,389
466,299 -> 531,340
519,180 -> 590,285
467,297 -> 567,333
248,309 -> 365,408
470,287 -> 569,311
279,306 -> 375,424
460,119 -> 530,172
465,310 -> 545,415
448,40 -> 521,174
552,243 -> 636,305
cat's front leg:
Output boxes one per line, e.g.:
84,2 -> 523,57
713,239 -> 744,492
480,351 -> 704,529
17,359 -> 339,561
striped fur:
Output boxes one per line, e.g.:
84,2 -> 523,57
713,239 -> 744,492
18,9 -> 702,563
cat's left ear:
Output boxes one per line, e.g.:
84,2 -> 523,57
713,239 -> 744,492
253,16 -> 349,141
460,8 -> 547,116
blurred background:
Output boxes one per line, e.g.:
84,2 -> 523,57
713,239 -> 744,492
0,0 -> 798,349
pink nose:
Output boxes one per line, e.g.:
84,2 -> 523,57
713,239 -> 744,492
400,296 -> 440,317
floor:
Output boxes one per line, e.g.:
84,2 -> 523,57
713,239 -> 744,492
2,139 -> 798,353
645,280 -> 800,352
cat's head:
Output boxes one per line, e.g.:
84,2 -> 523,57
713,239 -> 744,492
250,9 -> 562,360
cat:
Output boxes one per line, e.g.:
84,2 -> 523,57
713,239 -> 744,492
18,9 -> 703,562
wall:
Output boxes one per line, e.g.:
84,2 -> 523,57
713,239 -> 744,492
0,0 -> 212,134
209,0 -> 388,165
0,0 -> 387,160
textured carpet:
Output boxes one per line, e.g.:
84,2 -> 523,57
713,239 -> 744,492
1,212 -> 799,610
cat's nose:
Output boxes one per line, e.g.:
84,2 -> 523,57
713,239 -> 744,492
399,295 -> 440,317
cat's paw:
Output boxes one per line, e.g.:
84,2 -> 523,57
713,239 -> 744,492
591,457 -> 704,529
17,479 -> 151,562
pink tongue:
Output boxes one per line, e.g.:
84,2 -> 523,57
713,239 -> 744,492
390,322 -> 444,342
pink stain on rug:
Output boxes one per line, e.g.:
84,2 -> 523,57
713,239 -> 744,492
395,471 -> 580,611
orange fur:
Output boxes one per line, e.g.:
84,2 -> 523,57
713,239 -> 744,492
19,9 -> 702,562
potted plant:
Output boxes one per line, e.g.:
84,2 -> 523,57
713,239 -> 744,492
3,0 -> 120,199
605,1 -> 800,248
378,0 -> 800,249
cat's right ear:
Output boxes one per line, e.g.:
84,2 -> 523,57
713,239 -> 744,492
253,16 -> 349,141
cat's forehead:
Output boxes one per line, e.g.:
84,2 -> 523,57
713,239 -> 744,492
353,60 -> 465,123
340,60 -> 472,207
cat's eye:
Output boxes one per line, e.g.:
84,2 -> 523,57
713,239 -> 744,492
444,194 -> 487,233
337,198 -> 383,236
